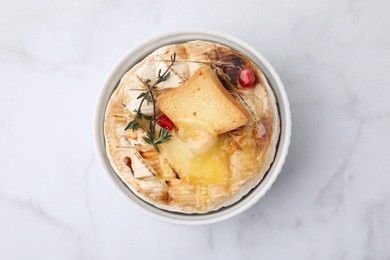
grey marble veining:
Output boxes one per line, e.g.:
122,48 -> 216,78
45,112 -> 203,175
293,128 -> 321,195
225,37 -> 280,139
1,0 -> 389,259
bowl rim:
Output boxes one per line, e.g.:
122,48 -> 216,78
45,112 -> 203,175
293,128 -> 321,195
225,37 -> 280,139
95,30 -> 291,225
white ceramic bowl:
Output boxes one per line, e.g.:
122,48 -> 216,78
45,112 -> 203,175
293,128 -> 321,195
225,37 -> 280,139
95,30 -> 291,225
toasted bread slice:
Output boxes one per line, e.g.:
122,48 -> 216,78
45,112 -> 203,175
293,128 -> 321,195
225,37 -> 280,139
156,65 -> 250,135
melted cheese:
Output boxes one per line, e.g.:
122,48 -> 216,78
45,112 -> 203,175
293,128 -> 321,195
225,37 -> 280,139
161,118 -> 229,185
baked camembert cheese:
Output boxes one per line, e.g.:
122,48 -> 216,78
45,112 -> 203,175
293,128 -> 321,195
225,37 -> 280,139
104,40 -> 280,213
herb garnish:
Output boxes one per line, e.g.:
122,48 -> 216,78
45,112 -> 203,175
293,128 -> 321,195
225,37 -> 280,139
125,53 -> 176,152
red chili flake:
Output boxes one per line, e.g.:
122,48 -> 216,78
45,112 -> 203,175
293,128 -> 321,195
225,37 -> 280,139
157,114 -> 175,130
123,156 -> 134,176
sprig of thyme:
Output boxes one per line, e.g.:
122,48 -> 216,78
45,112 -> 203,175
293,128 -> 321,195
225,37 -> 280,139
143,124 -> 172,153
125,53 -> 176,152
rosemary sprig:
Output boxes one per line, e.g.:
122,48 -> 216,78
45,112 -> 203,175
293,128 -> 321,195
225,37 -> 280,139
125,53 -> 176,152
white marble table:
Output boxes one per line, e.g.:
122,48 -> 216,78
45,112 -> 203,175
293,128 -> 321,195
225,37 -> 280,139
1,0 -> 389,259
